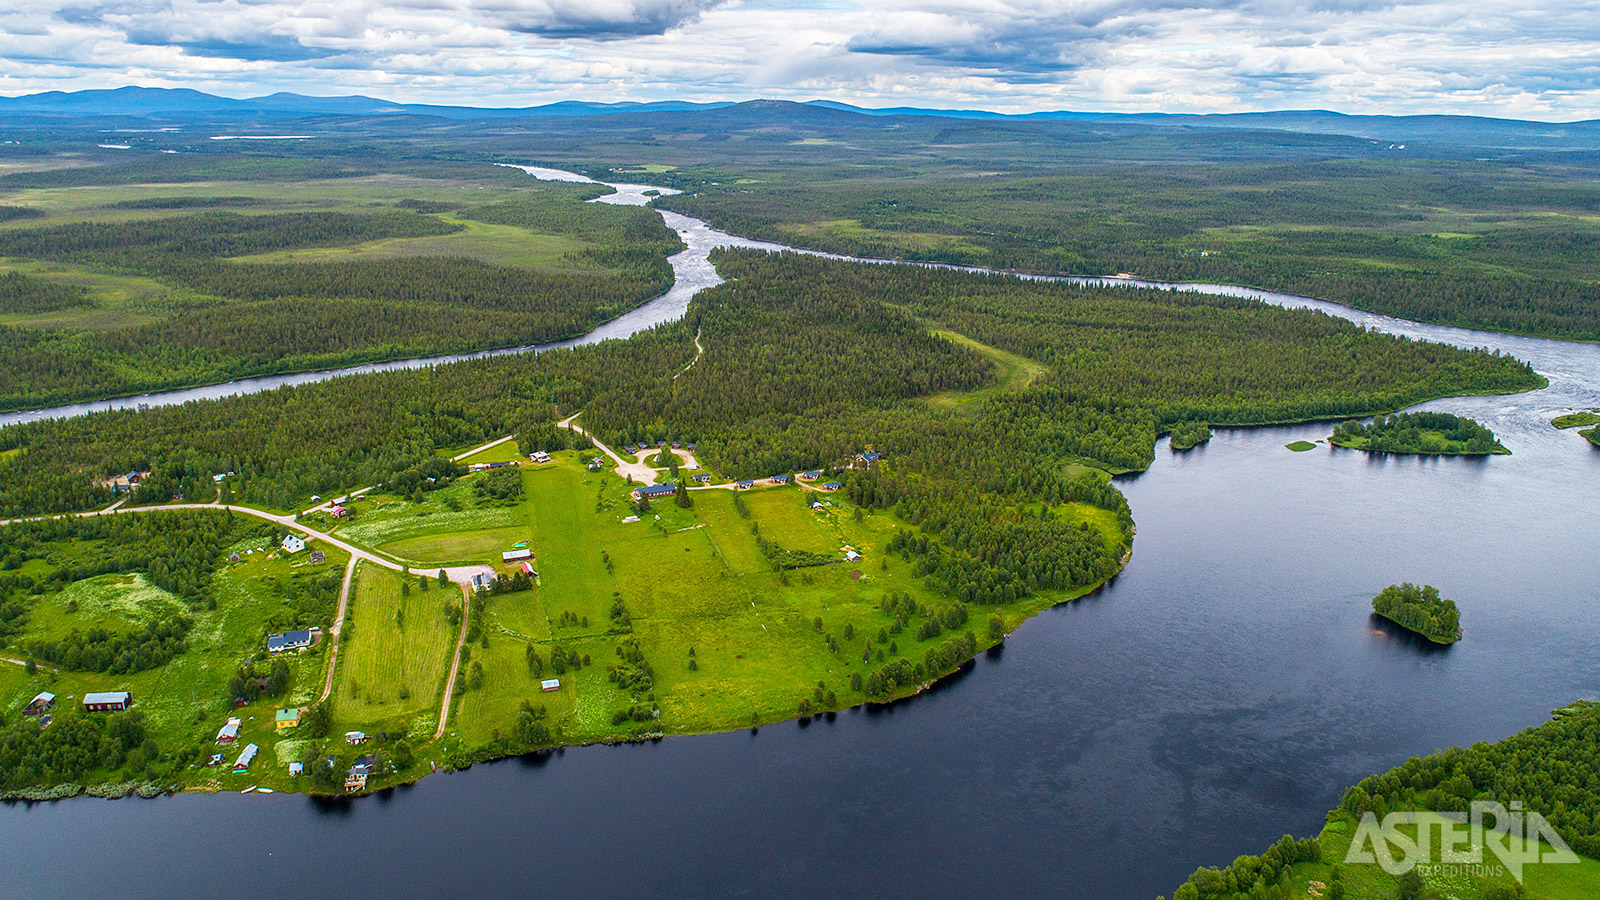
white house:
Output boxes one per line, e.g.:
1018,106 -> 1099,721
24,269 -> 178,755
281,534 -> 306,554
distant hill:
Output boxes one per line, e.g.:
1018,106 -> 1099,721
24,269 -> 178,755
1,87 -> 1596,150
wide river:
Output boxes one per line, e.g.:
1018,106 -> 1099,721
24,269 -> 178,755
2,168 -> 1597,900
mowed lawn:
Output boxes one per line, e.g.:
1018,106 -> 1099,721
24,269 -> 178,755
333,563 -> 457,738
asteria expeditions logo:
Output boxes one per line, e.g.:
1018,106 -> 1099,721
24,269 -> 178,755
1345,801 -> 1579,882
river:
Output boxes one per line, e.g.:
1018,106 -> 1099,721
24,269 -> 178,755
1,167 -> 1597,900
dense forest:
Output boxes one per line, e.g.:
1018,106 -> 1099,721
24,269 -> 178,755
1331,411 -> 1509,455
1370,582 -> 1463,644
0,176 -> 681,411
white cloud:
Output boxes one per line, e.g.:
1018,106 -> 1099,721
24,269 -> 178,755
0,0 -> 1596,117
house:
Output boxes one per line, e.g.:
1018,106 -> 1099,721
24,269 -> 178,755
587,462 -> 602,472
687,443 -> 698,451
821,482 -> 842,491
799,470 -> 823,481
857,451 -> 883,464
630,483 -> 677,501
471,573 -> 494,591
208,754 -> 223,767
229,552 -> 242,562
328,505 -> 349,519
345,731 -> 368,745
266,627 -> 320,653
844,550 -> 861,563
345,764 -> 371,793
692,473 -> 712,483
83,691 -> 131,712
734,480 -> 754,490
530,451 -> 552,464
309,550 -> 326,564
216,719 -> 241,743
21,692 -> 54,716
281,534 -> 306,554
233,743 -> 258,772
770,474 -> 790,485
519,561 -> 536,576
670,441 -> 681,449
502,548 -> 533,562
288,762 -> 304,777
275,708 -> 301,730
541,678 -> 561,692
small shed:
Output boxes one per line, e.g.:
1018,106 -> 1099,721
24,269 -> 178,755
289,762 -> 304,777
309,550 -> 326,564
844,550 -> 861,563
345,731 -> 368,745
520,561 -> 536,576
83,691 -> 131,712
541,679 -> 561,693
22,692 -> 55,716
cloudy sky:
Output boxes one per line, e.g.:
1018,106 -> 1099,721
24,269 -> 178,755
2,1 -> 1598,117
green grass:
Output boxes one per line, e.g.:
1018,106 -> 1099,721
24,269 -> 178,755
1275,817 -> 1600,900
228,217 -> 596,271
927,328 -> 1048,408
331,563 -> 455,739
451,440 -> 525,465
1551,411 -> 1600,429
24,573 -> 186,641
1287,440 -> 1319,451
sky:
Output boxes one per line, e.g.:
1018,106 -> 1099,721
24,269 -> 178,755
1,1 -> 1598,118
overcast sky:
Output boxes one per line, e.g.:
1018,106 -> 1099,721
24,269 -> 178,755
2,1 -> 1598,117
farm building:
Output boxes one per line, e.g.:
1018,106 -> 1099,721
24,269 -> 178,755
734,480 -> 754,490
821,482 -> 842,492
233,743 -> 258,772
631,483 -> 677,501
266,627 -> 320,653
799,470 -> 823,481
530,451 -> 552,464
281,534 -> 306,554
844,550 -> 861,563
21,692 -> 54,716
770,474 -> 790,485
216,719 -> 240,743
520,561 -> 536,576
541,679 -> 561,693
276,708 -> 301,730
83,691 -> 131,712
502,548 -> 533,562
328,505 -> 349,519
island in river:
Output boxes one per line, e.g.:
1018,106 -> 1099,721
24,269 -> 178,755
1370,582 -> 1462,645
1330,411 -> 1510,455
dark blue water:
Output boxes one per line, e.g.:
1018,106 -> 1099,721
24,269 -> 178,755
3,166 -> 1599,900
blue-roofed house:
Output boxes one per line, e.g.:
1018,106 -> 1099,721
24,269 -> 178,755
770,474 -> 790,485
798,470 -> 823,481
821,482 -> 842,491
266,627 -> 320,654
631,483 -> 678,501
734,480 -> 754,490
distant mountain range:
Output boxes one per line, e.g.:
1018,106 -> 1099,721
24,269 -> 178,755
3,86 -> 1597,150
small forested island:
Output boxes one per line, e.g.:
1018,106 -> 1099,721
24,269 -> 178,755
1551,410 -> 1600,429
1330,411 -> 1509,455
1370,582 -> 1462,644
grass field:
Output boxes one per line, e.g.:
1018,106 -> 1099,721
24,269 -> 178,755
1551,411 -> 1600,429
1263,817 -> 1600,900
228,218 -> 597,271
331,563 -> 456,739
1287,440 -> 1319,451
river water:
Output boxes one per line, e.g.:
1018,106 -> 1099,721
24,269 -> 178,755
1,168 -> 1597,900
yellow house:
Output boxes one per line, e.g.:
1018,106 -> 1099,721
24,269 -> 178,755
275,707 -> 301,730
